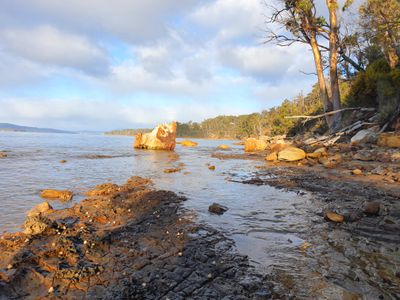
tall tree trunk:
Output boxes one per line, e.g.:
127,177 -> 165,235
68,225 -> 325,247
309,32 -> 334,129
327,0 -> 342,131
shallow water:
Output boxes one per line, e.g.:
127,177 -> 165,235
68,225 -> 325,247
0,132 -> 397,299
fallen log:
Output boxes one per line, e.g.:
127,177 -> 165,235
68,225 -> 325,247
284,107 -> 376,121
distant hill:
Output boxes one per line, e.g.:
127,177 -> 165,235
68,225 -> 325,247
0,123 -> 75,134
104,128 -> 152,136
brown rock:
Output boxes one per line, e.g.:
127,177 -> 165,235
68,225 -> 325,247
314,147 -> 328,156
164,168 -> 182,173
307,152 -> 322,159
270,143 -> 289,153
208,203 -> 227,215
378,132 -> 400,148
265,152 -> 278,161
27,202 -> 53,217
134,122 -> 177,150
353,151 -> 376,161
181,140 -> 198,147
324,211 -> 344,223
218,144 -> 230,150
40,189 -> 73,201
23,216 -> 53,235
352,169 -> 363,175
86,183 -> 120,197
208,165 -> 216,171
363,202 -> 380,216
60,160 -> 67,163
244,138 -> 267,152
278,147 -> 306,162
0,152 -> 7,158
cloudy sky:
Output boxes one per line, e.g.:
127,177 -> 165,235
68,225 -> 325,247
0,0 -> 317,131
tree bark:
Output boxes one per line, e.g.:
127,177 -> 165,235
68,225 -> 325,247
309,32 -> 334,129
327,0 -> 342,131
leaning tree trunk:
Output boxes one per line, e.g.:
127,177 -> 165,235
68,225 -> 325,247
327,0 -> 342,131
309,32 -> 334,129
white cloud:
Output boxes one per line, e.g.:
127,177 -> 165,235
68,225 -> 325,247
0,26 -> 110,75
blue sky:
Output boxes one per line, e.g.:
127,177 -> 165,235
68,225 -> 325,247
0,0 -> 317,131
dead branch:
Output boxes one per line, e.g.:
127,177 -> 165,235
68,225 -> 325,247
284,107 -> 376,121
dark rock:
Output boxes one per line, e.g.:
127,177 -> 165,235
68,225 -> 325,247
208,203 -> 227,215
363,201 -> 380,216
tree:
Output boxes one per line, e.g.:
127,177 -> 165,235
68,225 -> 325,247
264,0 -> 342,131
359,0 -> 400,69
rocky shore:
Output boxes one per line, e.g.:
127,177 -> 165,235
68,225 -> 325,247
0,177 -> 268,299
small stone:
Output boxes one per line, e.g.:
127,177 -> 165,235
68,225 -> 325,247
299,242 -> 312,251
60,160 -> 67,163
208,165 -> 216,171
363,202 -> 380,216
208,203 -> 228,215
218,144 -> 230,150
7,264 -> 13,270
352,169 -> 363,175
207,273 -> 212,279
178,252 -> 183,257
48,287 -> 54,293
324,211 -> 344,223
265,152 -> 278,161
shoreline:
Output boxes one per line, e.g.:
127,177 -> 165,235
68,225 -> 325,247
0,176 -> 267,299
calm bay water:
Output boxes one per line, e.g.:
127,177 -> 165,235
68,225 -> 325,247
0,132 -> 390,298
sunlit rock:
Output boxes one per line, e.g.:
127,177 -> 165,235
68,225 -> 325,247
40,189 -> 73,201
378,132 -> 400,148
134,122 -> 177,151
27,202 -> 53,217
351,129 -> 377,145
278,146 -> 305,161
181,140 -> 198,147
244,138 -> 267,152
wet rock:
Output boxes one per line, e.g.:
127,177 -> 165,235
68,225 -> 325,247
60,159 -> 67,163
378,132 -> 400,148
363,201 -> 380,216
244,138 -> 267,152
0,152 -> 7,158
164,168 -> 182,173
324,211 -> 344,223
27,202 -> 53,217
208,203 -> 227,215
278,147 -> 306,162
265,152 -> 278,161
40,189 -> 73,201
134,122 -> 177,150
86,183 -> 120,196
208,165 -> 216,171
352,169 -> 363,175
181,140 -> 198,147
23,215 -> 53,235
218,144 -> 230,150
351,129 -> 377,145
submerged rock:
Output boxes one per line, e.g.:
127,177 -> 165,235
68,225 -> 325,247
134,122 -> 177,151
164,168 -> 182,173
278,147 -> 306,162
40,189 -> 73,201
181,140 -> 198,147
218,144 -> 230,150
208,203 -> 227,215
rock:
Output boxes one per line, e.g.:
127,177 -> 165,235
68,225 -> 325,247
164,168 -> 182,173
208,203 -> 227,215
307,152 -> 322,159
363,201 -> 380,216
244,138 -> 267,152
181,140 -> 198,147
324,211 -> 344,223
352,169 -> 363,175
134,122 -> 177,150
371,166 -> 387,176
378,132 -> 400,148
270,143 -> 289,153
86,183 -> 120,196
391,152 -> 400,161
60,160 -> 67,163
351,129 -> 377,145
23,216 -> 53,235
353,151 -> 376,161
218,144 -> 230,150
278,147 -> 306,162
0,152 -> 7,158
208,165 -> 216,171
265,152 -> 278,161
27,202 -> 53,217
40,189 -> 73,201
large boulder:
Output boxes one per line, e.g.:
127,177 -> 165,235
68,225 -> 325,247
244,138 -> 267,152
351,129 -> 377,145
278,146 -> 306,162
378,132 -> 400,148
134,122 -> 177,150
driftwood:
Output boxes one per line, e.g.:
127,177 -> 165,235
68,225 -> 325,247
284,107 -> 376,121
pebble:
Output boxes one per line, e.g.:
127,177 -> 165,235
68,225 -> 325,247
324,211 -> 344,223
352,169 -> 363,175
48,286 -> 54,293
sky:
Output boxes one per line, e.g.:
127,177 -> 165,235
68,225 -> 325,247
0,0 -> 318,131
